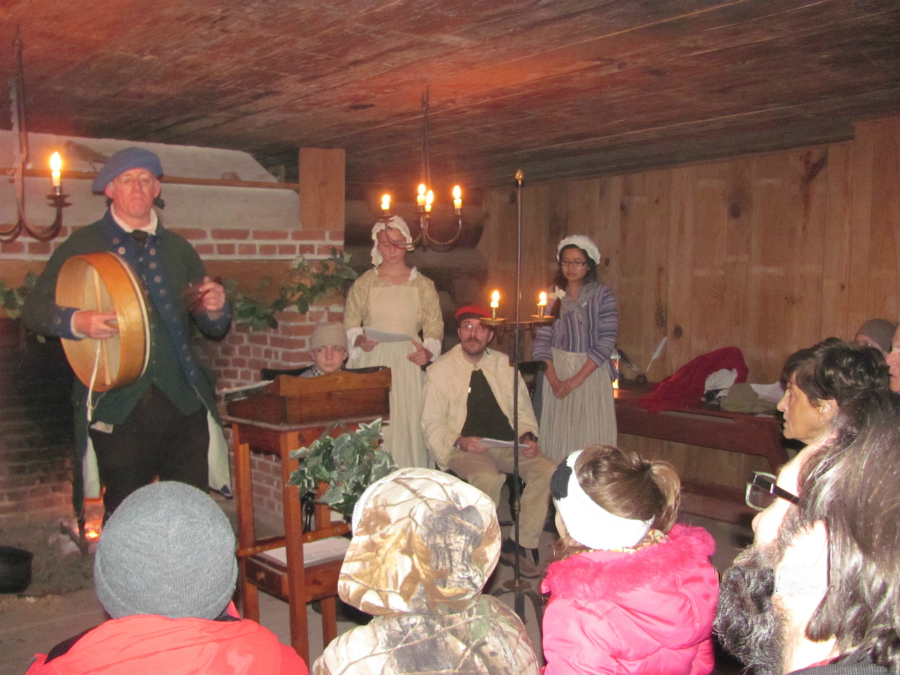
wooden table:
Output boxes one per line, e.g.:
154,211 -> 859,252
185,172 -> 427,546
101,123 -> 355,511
614,387 -> 788,524
228,416 -> 355,664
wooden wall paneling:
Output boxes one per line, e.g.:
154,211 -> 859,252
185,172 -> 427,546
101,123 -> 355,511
642,170 -> 671,376
821,142 -> 854,340
520,183 -> 552,318
723,160 -> 754,357
747,153 -> 790,382
785,148 -> 828,351
688,163 -> 729,361
479,188 -> 517,304
867,119 -> 900,325
846,121 -> 876,335
618,172 -> 651,376
665,166 -> 696,377
593,177 -> 625,340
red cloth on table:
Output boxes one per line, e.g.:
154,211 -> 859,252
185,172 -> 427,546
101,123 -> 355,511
638,347 -> 749,413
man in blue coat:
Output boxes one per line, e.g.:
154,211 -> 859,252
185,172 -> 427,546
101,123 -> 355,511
23,147 -> 231,520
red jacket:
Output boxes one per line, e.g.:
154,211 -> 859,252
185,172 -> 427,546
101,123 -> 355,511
25,604 -> 308,675
541,525 -> 718,675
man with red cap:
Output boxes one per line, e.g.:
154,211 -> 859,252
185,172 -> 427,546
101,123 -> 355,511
422,305 -> 555,569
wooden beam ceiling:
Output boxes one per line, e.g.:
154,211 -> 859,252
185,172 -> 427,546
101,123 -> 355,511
2,0 -> 898,191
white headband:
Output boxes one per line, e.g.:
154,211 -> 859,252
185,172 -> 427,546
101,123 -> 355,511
371,216 -> 413,266
557,235 -> 601,265
553,450 -> 652,551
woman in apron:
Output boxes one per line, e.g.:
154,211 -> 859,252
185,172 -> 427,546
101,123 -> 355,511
533,235 -> 618,462
344,216 -> 444,468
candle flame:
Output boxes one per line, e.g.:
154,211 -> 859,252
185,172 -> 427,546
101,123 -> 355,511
538,291 -> 547,306
491,290 -> 500,302
50,152 -> 62,172
452,185 -> 461,199
418,184 -> 427,197
381,194 -> 391,211
425,190 -> 434,206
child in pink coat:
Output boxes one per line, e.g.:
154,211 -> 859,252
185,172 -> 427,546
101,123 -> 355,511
541,445 -> 719,675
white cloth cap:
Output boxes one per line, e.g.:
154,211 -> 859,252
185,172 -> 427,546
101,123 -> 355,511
557,235 -> 601,265
371,216 -> 413,266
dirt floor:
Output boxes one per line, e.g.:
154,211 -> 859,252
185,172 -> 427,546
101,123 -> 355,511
0,518 -> 95,598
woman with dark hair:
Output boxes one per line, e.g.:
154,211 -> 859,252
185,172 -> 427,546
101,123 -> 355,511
533,235 -> 618,462
777,338 -> 889,448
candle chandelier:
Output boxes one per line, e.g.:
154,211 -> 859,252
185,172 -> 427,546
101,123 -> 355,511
380,87 -> 464,250
1,31 -> 69,243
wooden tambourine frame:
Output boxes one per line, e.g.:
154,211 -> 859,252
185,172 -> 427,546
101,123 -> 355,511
57,252 -> 150,392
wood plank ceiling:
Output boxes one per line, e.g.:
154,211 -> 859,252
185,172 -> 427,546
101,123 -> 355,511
2,0 -> 899,195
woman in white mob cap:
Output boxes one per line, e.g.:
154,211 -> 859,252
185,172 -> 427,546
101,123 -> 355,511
533,235 -> 619,462
344,217 -> 443,468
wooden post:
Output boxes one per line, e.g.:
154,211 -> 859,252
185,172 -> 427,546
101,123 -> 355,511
299,148 -> 345,234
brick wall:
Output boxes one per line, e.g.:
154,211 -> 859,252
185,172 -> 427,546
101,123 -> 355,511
0,320 -> 75,526
0,224 -> 346,528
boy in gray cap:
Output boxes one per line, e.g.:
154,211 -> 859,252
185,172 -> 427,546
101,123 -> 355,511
23,146 -> 232,521
26,482 -> 308,674
303,322 -> 349,377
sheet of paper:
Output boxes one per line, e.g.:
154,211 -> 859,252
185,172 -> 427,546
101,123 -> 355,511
260,536 -> 351,567
364,328 -> 410,343
479,437 -> 515,449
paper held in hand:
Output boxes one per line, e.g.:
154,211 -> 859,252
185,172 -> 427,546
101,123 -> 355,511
364,328 -> 410,343
479,437 -> 515,449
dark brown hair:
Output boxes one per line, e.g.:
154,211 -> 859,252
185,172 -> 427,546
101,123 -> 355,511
795,390 -> 900,669
781,338 -> 889,408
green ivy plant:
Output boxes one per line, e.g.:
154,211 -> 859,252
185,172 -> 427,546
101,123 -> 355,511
228,248 -> 358,331
0,272 -> 36,319
288,418 -> 395,520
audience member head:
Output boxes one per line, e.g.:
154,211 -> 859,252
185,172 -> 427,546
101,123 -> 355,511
93,481 -> 237,620
370,215 -> 412,267
455,305 -> 494,362
551,445 -> 681,556
552,235 -> 599,290
777,338 -> 889,445
340,467 -> 500,616
310,321 -> 348,374
884,323 -> 900,392
716,390 -> 900,674
854,318 -> 896,355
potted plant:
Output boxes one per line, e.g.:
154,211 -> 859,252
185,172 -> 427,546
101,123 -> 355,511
288,418 -> 395,521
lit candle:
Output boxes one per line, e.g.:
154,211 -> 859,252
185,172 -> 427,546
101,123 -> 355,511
381,193 -> 391,214
538,291 -> 547,318
452,185 -> 462,213
417,183 -> 427,208
490,289 -> 500,320
425,189 -> 434,214
50,152 -> 62,188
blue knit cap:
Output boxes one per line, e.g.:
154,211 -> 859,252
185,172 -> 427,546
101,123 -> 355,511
92,147 -> 163,193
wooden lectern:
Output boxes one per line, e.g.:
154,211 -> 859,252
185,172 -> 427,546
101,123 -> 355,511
225,368 -> 391,663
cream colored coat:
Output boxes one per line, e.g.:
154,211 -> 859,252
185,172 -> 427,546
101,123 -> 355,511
422,345 -> 539,468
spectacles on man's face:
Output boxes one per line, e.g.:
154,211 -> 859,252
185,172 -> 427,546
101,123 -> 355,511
560,259 -> 588,268
745,471 -> 800,511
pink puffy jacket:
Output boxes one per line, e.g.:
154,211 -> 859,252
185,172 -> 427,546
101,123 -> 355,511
541,524 -> 718,675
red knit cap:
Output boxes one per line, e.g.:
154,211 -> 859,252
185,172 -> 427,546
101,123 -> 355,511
454,305 -> 491,322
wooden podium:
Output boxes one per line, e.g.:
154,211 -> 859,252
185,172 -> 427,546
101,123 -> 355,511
225,368 -> 391,663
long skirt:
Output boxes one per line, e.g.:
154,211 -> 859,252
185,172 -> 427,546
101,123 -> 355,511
539,348 -> 617,463
348,340 -> 429,469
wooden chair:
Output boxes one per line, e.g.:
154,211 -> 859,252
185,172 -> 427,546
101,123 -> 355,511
225,369 -> 391,664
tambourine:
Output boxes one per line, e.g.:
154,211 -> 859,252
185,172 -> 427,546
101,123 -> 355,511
56,252 -> 150,392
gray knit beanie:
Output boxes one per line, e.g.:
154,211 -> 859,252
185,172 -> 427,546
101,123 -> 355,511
94,481 -> 237,620
855,318 -> 896,354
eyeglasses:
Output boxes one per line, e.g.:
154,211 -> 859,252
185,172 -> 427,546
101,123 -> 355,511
560,259 -> 588,268
745,472 -> 800,511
